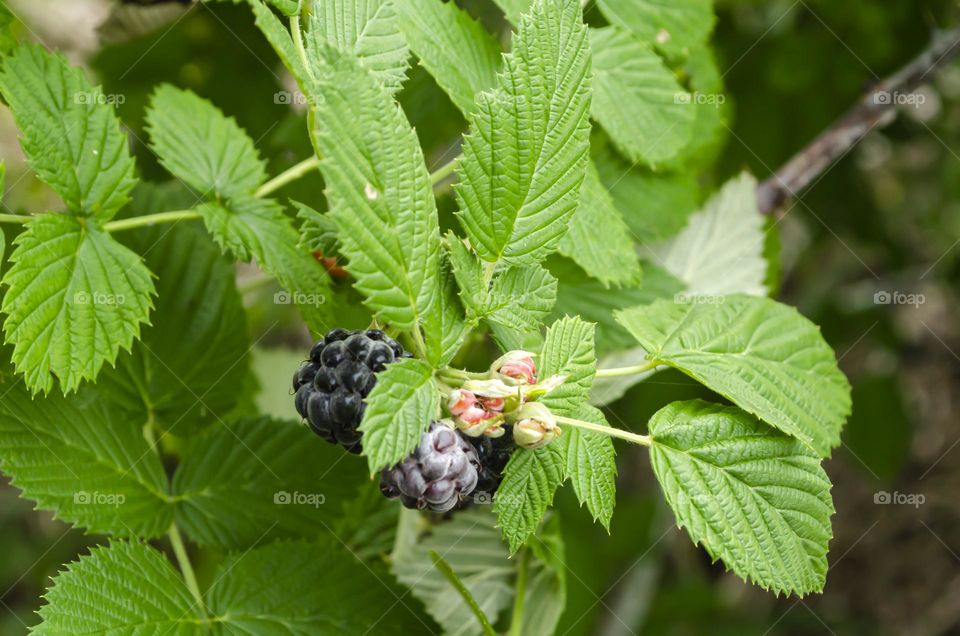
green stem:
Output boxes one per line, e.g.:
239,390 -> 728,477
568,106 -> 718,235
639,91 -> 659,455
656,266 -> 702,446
436,367 -> 489,386
409,328 -> 428,359
429,157 -> 458,185
290,15 -> 312,79
429,551 -> 497,636
103,210 -> 202,233
256,155 -> 321,198
594,360 -> 659,378
0,213 -> 31,225
145,414 -> 206,618
169,523 -> 206,617
508,548 -> 530,636
554,415 -> 652,446
482,260 -> 497,289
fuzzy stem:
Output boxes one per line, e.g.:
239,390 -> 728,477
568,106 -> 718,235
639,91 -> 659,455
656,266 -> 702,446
555,415 -> 652,446
508,548 -> 530,636
429,551 -> 497,636
290,15 -> 312,80
256,155 -> 321,197
146,413 -> 206,617
409,327 -> 428,359
436,367 -> 489,386
429,157 -> 458,186
169,523 -> 206,616
0,213 -> 31,225
103,210 -> 202,232
594,360 -> 659,378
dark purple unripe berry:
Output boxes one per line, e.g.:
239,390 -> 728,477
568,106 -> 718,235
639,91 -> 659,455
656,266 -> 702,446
379,422 -> 481,512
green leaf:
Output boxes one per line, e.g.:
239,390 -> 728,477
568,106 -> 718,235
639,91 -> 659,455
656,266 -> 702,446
489,321 -> 544,354
648,400 -> 833,596
0,6 -> 17,54
491,0 -> 532,24
559,160 -> 642,287
359,358 -> 439,472
551,257 -> 683,354
556,405 -> 616,529
447,237 -> 557,337
396,0 -> 501,114
494,445 -> 565,552
265,0 -> 299,16
423,251 -> 469,367
34,542 -> 203,635
250,0 -> 310,84
596,0 -> 715,56
0,45 -> 136,220
0,381 -> 172,537
146,84 -> 266,197
1,214 -> 154,394
208,539 -> 429,634
392,508 -> 513,635
594,144 -> 700,243
590,26 -> 694,167
647,172 -> 767,296
294,200 -> 339,255
306,0 -> 410,94
521,513 -> 567,636
455,0 -> 592,266
486,265 -> 557,332
446,232 -> 488,318
615,295 -> 852,456
308,41 -> 441,330
538,315 -> 596,412
198,196 -> 331,333
101,222 -> 249,434
172,417 -> 368,548
669,45 -> 728,168
0,164 -> 4,265
536,316 -> 616,527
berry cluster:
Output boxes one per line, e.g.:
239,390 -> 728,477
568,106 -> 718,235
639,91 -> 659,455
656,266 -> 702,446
293,328 -> 410,453
292,332 -> 559,514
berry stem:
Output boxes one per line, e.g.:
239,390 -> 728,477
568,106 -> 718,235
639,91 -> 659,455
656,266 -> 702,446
594,360 -> 660,378
256,155 -> 321,198
429,551 -> 498,636
508,547 -> 530,636
168,523 -> 206,617
103,210 -> 203,232
554,415 -> 652,446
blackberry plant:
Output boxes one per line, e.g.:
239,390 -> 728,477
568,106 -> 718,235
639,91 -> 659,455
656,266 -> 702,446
4,0 -> 948,632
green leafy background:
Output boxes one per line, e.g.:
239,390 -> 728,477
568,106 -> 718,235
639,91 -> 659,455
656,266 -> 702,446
0,0 -> 954,633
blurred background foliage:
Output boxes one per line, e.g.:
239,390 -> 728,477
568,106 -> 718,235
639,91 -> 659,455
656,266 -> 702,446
0,0 -> 958,633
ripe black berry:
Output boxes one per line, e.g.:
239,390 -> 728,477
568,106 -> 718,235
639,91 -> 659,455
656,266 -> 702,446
468,426 -> 515,494
379,422 -> 481,512
293,327 -> 411,453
